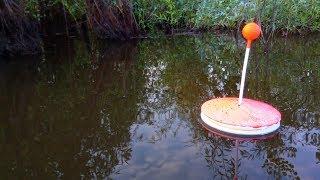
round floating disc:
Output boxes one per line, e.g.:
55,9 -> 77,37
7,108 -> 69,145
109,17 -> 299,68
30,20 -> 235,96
200,97 -> 281,136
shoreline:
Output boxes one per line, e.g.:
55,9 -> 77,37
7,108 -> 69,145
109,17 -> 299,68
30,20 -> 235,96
1,26 -> 319,59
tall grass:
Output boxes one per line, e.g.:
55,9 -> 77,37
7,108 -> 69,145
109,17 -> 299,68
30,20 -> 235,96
85,0 -> 139,40
0,0 -> 40,56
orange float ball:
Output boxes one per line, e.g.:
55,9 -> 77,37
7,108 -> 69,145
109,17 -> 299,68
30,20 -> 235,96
242,22 -> 261,41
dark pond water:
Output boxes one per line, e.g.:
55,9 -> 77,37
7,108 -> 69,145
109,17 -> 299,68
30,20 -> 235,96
0,33 -> 319,179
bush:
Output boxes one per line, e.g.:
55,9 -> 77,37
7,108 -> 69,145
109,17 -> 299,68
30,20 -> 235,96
133,0 -> 199,32
134,0 -> 320,33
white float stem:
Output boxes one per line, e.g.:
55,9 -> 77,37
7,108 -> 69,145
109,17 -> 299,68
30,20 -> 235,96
238,47 -> 251,105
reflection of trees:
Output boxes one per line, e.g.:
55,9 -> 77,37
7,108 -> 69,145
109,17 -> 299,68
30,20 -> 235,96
243,36 -> 320,178
254,136 -> 299,179
135,34 -> 320,178
195,132 -> 300,179
203,35 -> 320,178
194,34 -> 243,97
249,36 -> 320,123
134,36 -> 239,179
0,33 -> 319,179
0,38 -> 145,178
133,37 -> 223,142
317,149 -> 320,164
200,134 -> 236,179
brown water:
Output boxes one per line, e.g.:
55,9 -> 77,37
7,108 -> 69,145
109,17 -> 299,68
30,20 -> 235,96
0,34 -> 319,179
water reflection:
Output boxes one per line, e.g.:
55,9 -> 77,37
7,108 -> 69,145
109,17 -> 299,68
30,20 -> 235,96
0,34 -> 319,179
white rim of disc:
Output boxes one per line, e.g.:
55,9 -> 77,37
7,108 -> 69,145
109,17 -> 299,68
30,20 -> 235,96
200,112 -> 280,136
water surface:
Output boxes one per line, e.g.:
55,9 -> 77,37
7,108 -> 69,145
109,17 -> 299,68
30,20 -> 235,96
0,34 -> 319,179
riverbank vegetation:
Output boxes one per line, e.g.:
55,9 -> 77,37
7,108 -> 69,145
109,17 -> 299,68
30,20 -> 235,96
1,0 -> 320,57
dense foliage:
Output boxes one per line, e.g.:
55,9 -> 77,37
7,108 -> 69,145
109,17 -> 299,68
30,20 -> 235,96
22,0 -> 320,34
133,0 -> 320,33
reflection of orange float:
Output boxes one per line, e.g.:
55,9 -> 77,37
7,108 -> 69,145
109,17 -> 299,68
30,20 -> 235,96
200,23 -> 281,136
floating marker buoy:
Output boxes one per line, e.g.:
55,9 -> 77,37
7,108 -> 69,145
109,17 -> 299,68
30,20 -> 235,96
200,98 -> 281,136
200,22 -> 281,136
